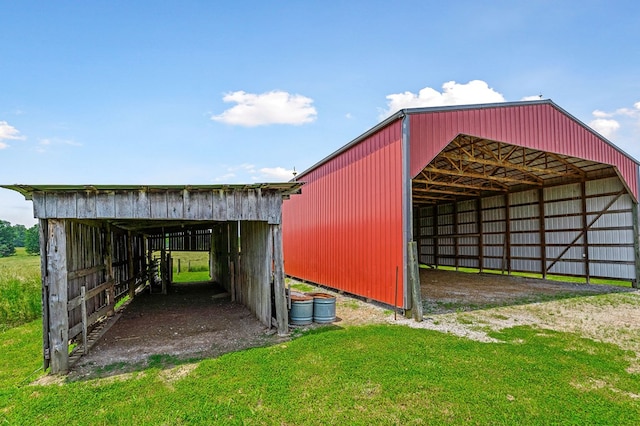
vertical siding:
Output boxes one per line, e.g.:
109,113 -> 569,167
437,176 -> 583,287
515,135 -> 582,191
409,103 -> 639,200
283,122 -> 404,306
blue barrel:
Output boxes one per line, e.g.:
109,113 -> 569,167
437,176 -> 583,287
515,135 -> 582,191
290,295 -> 313,325
309,293 -> 336,323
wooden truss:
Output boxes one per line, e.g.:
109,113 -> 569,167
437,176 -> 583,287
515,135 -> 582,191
412,135 -> 615,204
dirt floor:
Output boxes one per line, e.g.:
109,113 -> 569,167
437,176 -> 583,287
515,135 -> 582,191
68,270 -> 640,380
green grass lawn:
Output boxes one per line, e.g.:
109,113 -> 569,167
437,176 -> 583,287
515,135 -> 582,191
425,264 -> 634,287
0,248 -> 41,331
2,250 -> 639,424
1,320 -> 638,424
166,251 -> 211,283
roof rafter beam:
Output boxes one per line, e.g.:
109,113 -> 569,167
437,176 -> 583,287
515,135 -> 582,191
413,187 -> 480,197
439,151 -> 573,179
423,166 -> 543,186
413,178 -> 508,192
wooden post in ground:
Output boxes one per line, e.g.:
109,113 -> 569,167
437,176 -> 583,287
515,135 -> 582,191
105,224 -> 115,316
47,219 -> 69,374
271,224 -> 288,336
81,286 -> 88,354
127,230 -> 135,299
38,219 -> 51,371
408,241 -> 423,322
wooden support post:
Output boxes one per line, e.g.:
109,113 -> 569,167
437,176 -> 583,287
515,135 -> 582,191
453,201 -> 459,271
632,202 -> 640,289
47,219 -> 69,374
477,198 -> 484,272
433,206 -> 439,268
581,181 -> 591,283
408,241 -> 423,322
271,224 -> 288,336
538,188 -> 547,279
105,224 -> 115,316
81,286 -> 88,354
503,193 -> 511,275
38,219 -> 51,371
127,230 -> 135,299
161,229 -> 167,295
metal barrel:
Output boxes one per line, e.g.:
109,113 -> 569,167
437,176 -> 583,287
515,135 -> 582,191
309,293 -> 336,323
289,295 -> 313,325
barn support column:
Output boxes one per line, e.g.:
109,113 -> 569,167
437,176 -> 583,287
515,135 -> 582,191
271,224 -> 288,335
633,202 -> 640,288
538,188 -> 547,279
580,181 -> 591,283
38,219 -> 51,371
127,230 -> 135,299
46,218 -> 69,374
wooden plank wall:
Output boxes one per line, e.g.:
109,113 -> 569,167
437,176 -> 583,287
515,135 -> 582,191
238,221 -> 272,327
65,221 -> 108,341
33,188 -> 284,224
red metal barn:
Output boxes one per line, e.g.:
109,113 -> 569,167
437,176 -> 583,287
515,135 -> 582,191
283,100 -> 640,311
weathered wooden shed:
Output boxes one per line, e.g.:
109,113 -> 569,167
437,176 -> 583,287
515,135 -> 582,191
4,183 -> 302,374
283,100 -> 640,312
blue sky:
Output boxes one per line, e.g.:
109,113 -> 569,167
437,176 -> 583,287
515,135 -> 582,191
1,0 -> 639,226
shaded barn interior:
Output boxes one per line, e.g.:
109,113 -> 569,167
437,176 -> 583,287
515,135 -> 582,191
4,183 -> 302,374
413,135 -> 639,282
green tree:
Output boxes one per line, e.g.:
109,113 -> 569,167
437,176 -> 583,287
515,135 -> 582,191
12,224 -> 27,247
24,224 -> 40,255
0,220 -> 16,257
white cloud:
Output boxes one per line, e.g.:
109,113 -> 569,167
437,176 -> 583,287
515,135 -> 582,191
588,118 -> 620,139
35,137 -> 82,153
589,101 -> 640,140
259,167 -> 295,181
0,121 -> 26,148
211,90 -> 317,127
381,80 -> 505,118
213,164 -> 295,183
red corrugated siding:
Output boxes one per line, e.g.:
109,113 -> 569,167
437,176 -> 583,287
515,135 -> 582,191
409,103 -> 639,199
283,122 -> 404,306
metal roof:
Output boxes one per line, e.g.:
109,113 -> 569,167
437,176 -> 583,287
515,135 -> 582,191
293,100 -> 640,182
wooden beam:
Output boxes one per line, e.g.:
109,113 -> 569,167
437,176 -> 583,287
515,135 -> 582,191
413,178 -> 508,192
407,241 -> 423,321
413,187 -> 480,197
440,151 -> 567,180
46,219 -> 69,374
423,166 -> 542,186
271,224 -> 288,335
546,190 -> 625,272
38,219 -> 51,371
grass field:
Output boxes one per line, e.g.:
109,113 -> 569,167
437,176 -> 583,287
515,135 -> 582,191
1,318 -> 639,424
427,264 -> 634,287
0,248 -> 41,331
1,250 -> 639,424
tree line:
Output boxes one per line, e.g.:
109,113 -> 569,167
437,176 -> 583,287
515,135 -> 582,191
0,221 -> 39,257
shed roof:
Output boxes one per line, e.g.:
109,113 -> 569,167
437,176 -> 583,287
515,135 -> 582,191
3,183 -> 303,200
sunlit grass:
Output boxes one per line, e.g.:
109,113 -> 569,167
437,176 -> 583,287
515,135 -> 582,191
0,248 -> 41,330
422,264 -> 633,287
1,321 -> 639,424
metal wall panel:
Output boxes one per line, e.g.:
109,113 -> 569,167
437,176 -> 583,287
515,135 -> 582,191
283,122 -> 404,306
414,176 -> 636,281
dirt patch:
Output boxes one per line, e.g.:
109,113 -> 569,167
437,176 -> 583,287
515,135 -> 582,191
69,282 -> 284,380
420,268 -> 634,311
